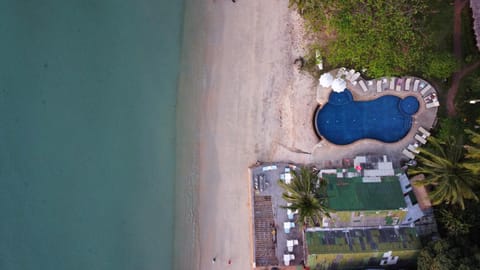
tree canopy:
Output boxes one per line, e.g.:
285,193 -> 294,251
464,119 -> 480,174
278,167 -> 330,227
418,238 -> 480,270
408,136 -> 480,209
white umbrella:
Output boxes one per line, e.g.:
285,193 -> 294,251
319,72 -> 334,87
332,78 -> 347,92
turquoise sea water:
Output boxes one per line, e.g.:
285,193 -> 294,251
0,1 -> 184,269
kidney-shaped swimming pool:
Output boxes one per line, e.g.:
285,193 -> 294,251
314,89 -> 419,145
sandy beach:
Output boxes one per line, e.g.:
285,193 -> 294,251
174,0 -> 319,269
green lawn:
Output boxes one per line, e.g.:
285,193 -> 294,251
324,174 -> 406,211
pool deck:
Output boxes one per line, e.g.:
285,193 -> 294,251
313,69 -> 438,166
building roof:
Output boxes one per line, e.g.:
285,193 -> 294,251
306,227 -> 421,269
472,0 -> 480,51
323,173 -> 406,211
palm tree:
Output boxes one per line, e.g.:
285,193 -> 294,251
278,167 -> 331,227
409,136 -> 480,209
464,119 -> 480,174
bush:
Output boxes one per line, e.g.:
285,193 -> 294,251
423,52 -> 458,79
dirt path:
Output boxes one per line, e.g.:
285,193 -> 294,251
447,61 -> 480,115
447,0 -> 480,116
453,0 -> 468,59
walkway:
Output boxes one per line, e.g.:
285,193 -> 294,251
447,0 -> 480,116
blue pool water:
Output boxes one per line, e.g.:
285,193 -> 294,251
314,90 -> 419,145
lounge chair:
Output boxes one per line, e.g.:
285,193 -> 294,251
413,80 -> 420,92
336,67 -> 347,78
420,84 -> 432,96
351,72 -> 361,81
415,134 -> 427,144
376,80 -> 382,92
407,144 -> 420,154
346,69 -> 355,81
418,126 -> 431,137
402,149 -> 415,159
395,79 -> 402,91
389,78 -> 396,90
359,80 -> 368,92
426,101 -> 440,108
405,78 -> 412,91
284,173 -> 292,184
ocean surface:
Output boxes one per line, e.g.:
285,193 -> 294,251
0,1 -> 184,269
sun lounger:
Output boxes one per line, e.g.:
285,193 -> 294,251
346,69 -> 355,81
413,80 -> 420,92
376,80 -> 382,92
359,80 -> 368,92
395,79 -> 402,91
418,126 -> 431,137
382,78 -> 388,88
389,78 -> 396,90
426,101 -> 440,108
402,149 -> 415,159
407,144 -> 420,154
420,84 -> 432,96
336,67 -> 347,78
405,78 -> 412,90
351,72 -> 361,81
284,173 -> 292,184
415,134 -> 427,144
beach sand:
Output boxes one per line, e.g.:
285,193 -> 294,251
174,1 -> 319,269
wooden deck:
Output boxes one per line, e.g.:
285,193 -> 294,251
254,195 -> 278,266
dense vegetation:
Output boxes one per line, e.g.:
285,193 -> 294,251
409,119 -> 480,269
289,0 -> 458,78
408,134 -> 479,209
